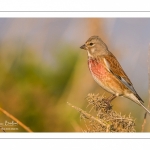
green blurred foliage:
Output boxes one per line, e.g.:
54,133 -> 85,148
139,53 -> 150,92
0,42 -> 79,132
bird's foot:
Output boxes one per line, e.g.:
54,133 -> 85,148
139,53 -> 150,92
102,95 -> 116,111
102,99 -> 113,110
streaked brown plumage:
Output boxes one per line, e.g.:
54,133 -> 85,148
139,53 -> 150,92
80,35 -> 150,114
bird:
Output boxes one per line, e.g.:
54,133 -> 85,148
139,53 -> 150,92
80,35 -> 150,114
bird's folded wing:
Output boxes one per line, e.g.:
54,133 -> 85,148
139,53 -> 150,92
103,54 -> 137,95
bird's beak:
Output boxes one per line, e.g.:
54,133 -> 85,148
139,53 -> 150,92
80,44 -> 86,50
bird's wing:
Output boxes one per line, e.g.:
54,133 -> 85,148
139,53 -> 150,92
103,54 -> 141,97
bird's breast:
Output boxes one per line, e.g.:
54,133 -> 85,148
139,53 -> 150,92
88,58 -> 106,78
88,58 -> 116,94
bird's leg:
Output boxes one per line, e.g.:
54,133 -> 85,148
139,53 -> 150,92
107,95 -> 117,102
104,95 -> 116,110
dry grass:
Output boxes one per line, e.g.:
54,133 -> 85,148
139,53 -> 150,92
0,107 -> 33,132
141,44 -> 150,132
68,93 -> 136,132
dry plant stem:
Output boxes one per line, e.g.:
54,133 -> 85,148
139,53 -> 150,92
148,44 -> 150,110
67,102 -> 109,128
141,112 -> 147,132
0,107 -> 33,132
141,44 -> 150,131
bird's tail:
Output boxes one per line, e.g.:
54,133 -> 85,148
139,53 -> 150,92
140,103 -> 150,114
125,93 -> 150,114
134,93 -> 150,114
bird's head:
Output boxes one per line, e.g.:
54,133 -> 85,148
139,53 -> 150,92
80,36 -> 109,58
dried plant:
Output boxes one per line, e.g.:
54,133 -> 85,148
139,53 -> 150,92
68,93 -> 136,132
141,44 -> 150,132
0,107 -> 32,132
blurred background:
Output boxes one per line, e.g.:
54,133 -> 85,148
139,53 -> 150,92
0,18 -> 150,132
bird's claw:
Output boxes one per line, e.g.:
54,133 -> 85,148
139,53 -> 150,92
103,99 -> 113,110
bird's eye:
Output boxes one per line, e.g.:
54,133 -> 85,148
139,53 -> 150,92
89,43 -> 94,46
